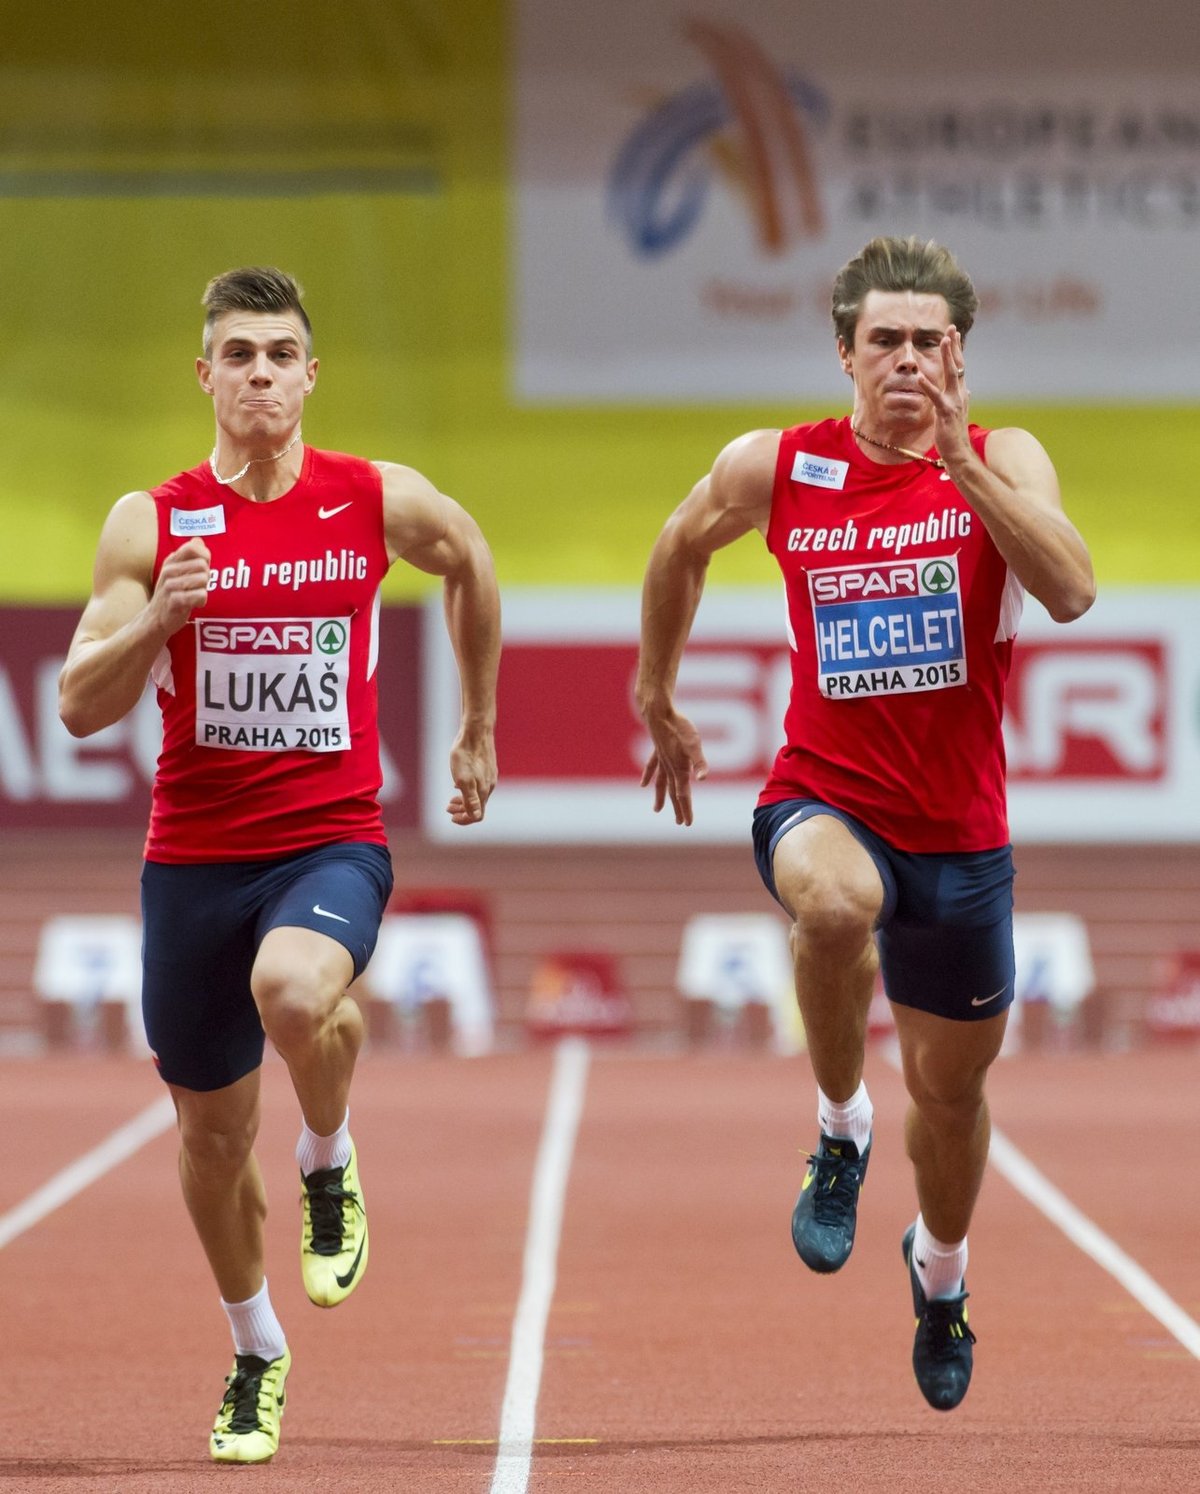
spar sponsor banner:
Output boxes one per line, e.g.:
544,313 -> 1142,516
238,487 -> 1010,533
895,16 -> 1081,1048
514,0 -> 1200,401
0,607 -> 422,829
422,589 -> 1200,844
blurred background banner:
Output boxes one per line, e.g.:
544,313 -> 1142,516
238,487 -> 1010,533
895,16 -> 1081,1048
1,0 -> 1196,605
514,0 -> 1200,401
424,589 -> 1200,845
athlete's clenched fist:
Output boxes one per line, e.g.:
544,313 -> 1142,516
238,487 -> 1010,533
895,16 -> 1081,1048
152,538 -> 211,634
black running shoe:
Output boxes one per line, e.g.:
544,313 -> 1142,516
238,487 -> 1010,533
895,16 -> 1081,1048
790,1134 -> 871,1273
902,1224 -> 976,1411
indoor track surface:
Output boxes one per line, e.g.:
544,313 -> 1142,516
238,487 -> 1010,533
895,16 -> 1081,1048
3,1044 -> 1198,1492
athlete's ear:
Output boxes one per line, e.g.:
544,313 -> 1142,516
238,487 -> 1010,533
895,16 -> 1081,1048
304,357 -> 319,394
196,357 -> 214,396
836,336 -> 854,378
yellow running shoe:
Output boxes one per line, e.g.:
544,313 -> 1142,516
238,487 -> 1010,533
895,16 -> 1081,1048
209,1348 -> 291,1464
300,1142 -> 369,1307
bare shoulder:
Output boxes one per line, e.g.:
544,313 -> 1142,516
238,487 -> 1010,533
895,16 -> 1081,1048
373,460 -> 473,566
68,491 -> 158,646
375,461 -> 448,553
709,428 -> 780,516
714,428 -> 781,481
983,425 -> 1053,469
982,426 -> 1061,496
373,459 -> 443,506
96,490 -> 158,579
108,488 -> 156,527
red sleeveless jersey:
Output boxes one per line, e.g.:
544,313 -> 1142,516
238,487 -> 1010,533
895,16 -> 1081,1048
145,446 -> 391,862
758,417 -> 1022,852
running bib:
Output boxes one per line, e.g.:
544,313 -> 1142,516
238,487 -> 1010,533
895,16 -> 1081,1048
193,616 -> 351,752
808,557 -> 967,699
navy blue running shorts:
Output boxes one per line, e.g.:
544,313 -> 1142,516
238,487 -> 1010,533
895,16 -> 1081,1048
752,799 -> 1014,1023
140,841 -> 393,1092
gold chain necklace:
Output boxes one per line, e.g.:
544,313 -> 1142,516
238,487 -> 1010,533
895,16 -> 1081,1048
209,428 -> 303,486
850,426 -> 945,470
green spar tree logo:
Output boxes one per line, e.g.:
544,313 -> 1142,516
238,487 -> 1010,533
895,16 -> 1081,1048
316,621 -> 347,655
921,561 -> 955,595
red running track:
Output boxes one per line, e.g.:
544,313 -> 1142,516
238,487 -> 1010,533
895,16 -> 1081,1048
2,1045 -> 1198,1492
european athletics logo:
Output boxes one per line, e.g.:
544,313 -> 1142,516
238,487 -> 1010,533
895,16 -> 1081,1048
608,19 -> 830,259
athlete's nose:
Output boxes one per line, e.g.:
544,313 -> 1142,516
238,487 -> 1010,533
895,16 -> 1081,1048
895,339 -> 919,371
248,353 -> 274,384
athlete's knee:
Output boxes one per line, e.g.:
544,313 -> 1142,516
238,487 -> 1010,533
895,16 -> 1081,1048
905,1045 -> 993,1124
253,960 -> 343,1052
177,1107 -> 257,1185
788,873 -> 879,958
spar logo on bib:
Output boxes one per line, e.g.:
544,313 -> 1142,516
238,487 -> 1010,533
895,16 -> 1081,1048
197,620 -> 315,654
808,558 -> 967,698
194,616 -> 352,752
315,621 -> 347,654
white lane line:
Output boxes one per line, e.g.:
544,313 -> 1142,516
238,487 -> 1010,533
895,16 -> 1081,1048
987,1127 -> 1200,1360
0,1094 -> 175,1251
881,1041 -> 1200,1358
490,1038 -> 591,1494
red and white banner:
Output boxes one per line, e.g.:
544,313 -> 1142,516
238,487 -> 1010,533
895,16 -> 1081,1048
423,589 -> 1200,843
0,607 -> 423,829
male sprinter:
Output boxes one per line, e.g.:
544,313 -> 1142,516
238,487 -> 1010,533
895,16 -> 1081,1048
636,236 -> 1093,1410
60,267 -> 500,1461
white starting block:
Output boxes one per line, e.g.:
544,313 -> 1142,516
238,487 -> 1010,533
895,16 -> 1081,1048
1010,911 -> 1095,1050
33,914 -> 148,1054
676,912 -> 801,1053
363,913 -> 494,1056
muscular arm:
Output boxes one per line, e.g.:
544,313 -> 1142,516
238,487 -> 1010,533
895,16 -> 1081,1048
380,463 -> 500,825
950,427 -> 1095,622
635,430 -> 776,825
58,493 -> 211,737
921,331 -> 1096,623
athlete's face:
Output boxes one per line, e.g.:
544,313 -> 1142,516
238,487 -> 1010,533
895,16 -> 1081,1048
838,290 -> 953,431
196,310 -> 317,449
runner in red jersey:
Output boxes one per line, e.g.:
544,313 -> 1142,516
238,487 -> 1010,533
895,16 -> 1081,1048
637,237 -> 1093,1412
759,414 -> 1021,853
146,445 -> 394,861
59,268 -> 500,1463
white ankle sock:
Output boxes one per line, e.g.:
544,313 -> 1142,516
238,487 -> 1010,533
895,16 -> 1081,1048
911,1213 -> 968,1300
297,1109 -> 351,1177
816,1081 -> 873,1155
220,1279 -> 288,1363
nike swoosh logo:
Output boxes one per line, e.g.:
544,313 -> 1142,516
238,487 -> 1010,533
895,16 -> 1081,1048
313,904 -> 350,924
318,502 -> 353,519
335,1234 -> 367,1289
971,985 -> 1007,1007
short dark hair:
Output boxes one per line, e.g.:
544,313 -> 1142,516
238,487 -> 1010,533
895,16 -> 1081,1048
832,236 -> 978,348
201,266 -> 313,358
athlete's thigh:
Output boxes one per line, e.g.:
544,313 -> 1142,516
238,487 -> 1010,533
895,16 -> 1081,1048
770,809 -> 888,925
879,847 -> 1015,1022
141,860 -> 266,1092
253,842 -> 393,980
890,1001 -> 1008,1106
252,924 -> 355,1010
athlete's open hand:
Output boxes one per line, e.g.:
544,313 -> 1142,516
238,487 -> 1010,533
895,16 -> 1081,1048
640,709 -> 708,827
446,729 -> 497,826
916,326 -> 972,463
151,538 -> 211,635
